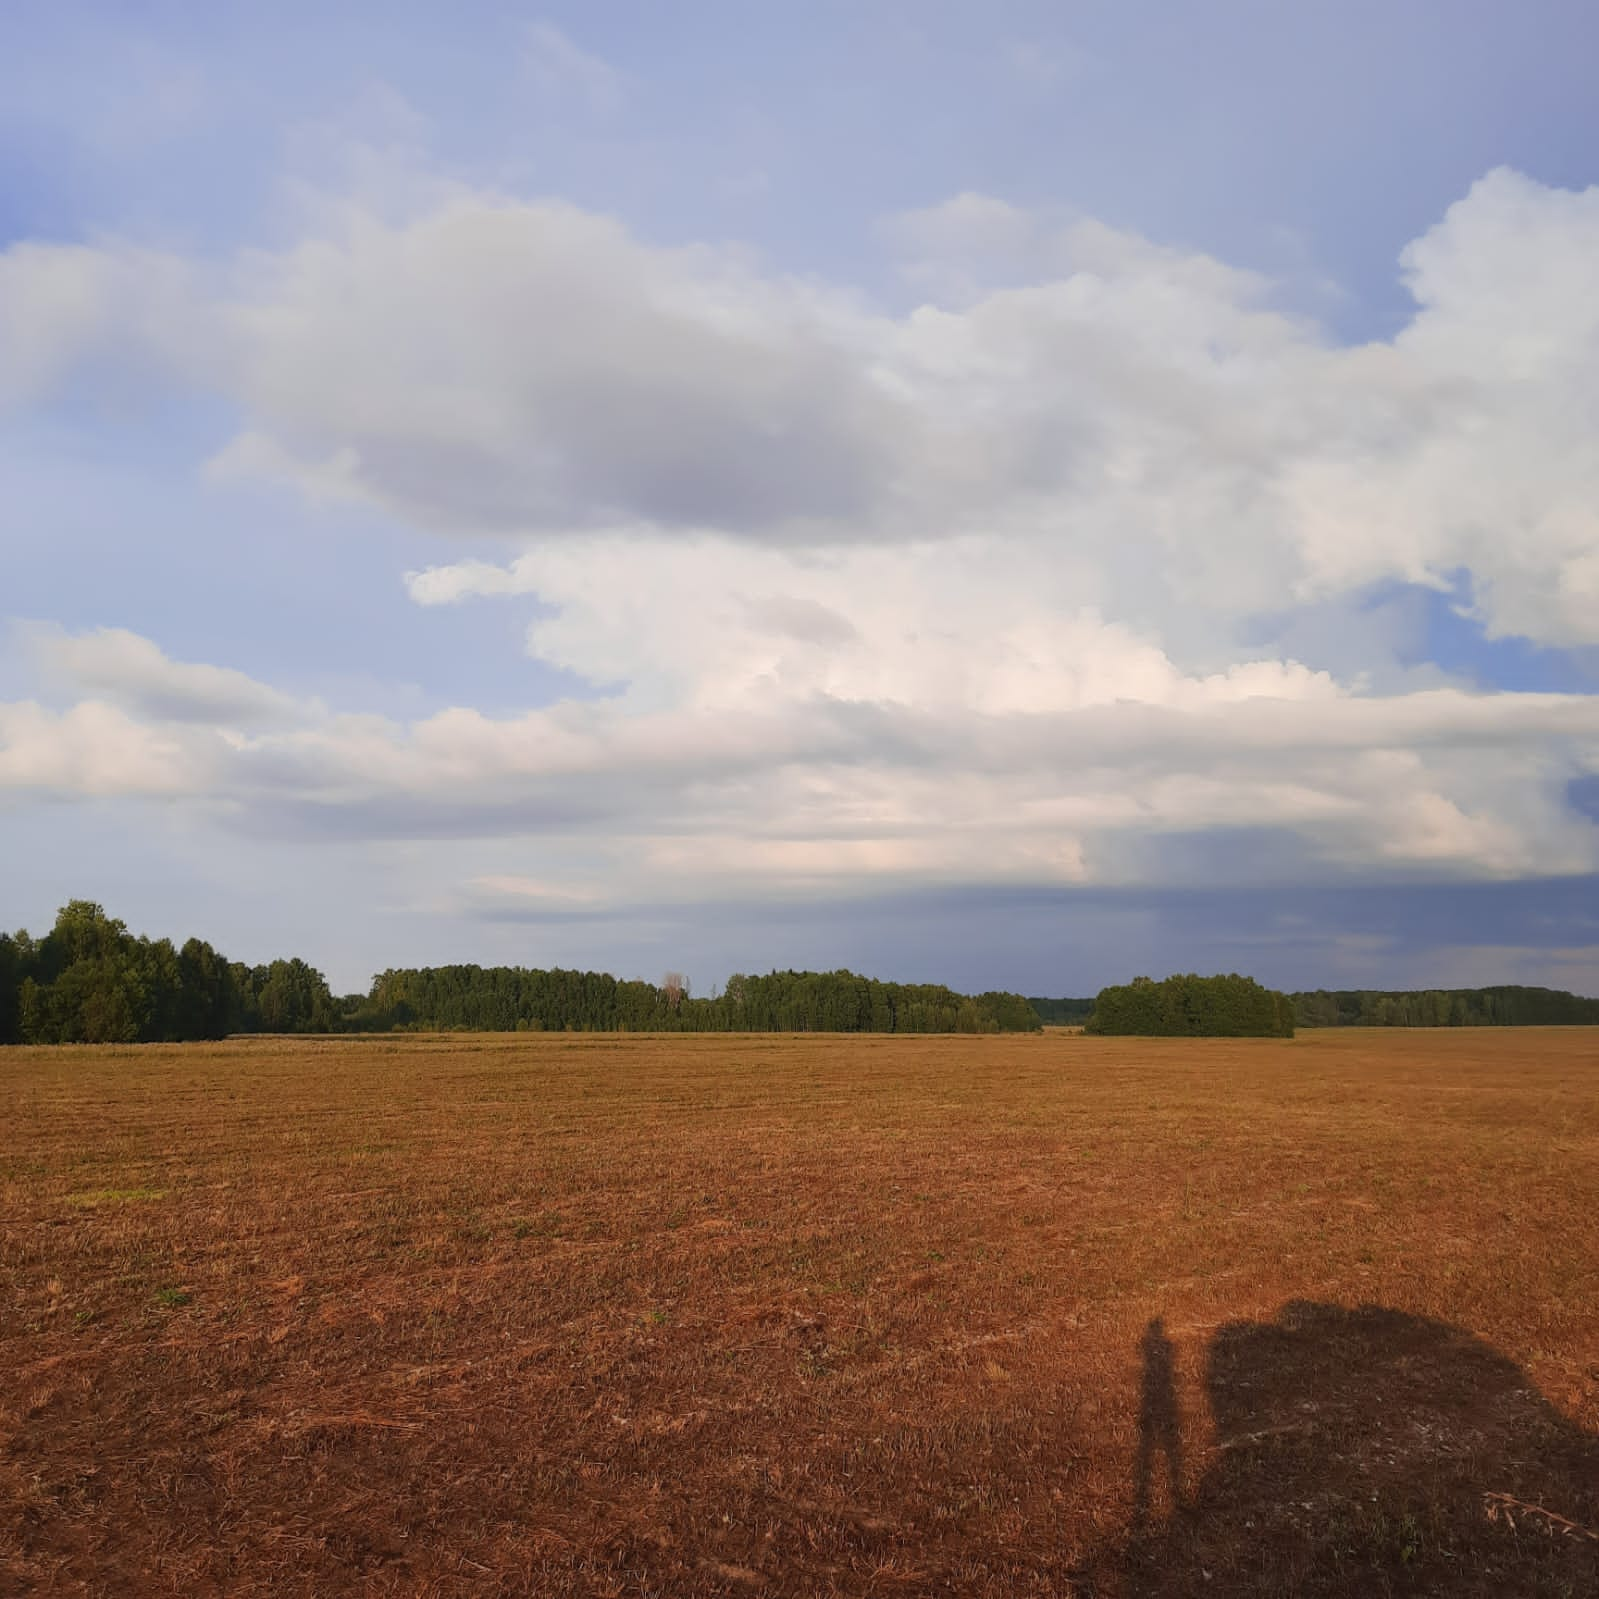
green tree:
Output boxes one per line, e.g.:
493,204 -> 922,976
48,957 -> 146,1043
0,932 -> 23,1045
176,938 -> 240,1039
1087,974 -> 1293,1037
250,958 -> 337,1033
27,903 -> 149,1042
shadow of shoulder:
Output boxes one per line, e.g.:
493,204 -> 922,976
1102,1300 -> 1599,1598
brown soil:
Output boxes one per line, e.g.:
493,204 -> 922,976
3,1028 -> 1597,1595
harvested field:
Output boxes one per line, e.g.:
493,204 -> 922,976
3,1028 -> 1597,1596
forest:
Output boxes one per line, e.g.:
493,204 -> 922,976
348,964 -> 1042,1035
8,902 -> 1598,1046
0,901 -> 338,1044
0,901 -> 1040,1043
1289,986 -> 1599,1027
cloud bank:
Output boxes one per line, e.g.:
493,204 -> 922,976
2,168 -> 1598,921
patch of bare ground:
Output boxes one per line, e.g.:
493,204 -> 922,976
2,1028 -> 1596,1594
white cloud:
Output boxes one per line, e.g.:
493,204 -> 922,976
880,191 -> 1048,302
407,533 -> 1342,716
24,625 -> 303,728
2,171 -> 1598,910
3,613 -> 1596,902
3,168 -> 1596,651
0,699 -> 216,798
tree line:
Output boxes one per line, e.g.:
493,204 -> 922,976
347,964 -> 1041,1034
1083,974 -> 1297,1037
0,901 -> 338,1044
1290,986 -> 1599,1028
9,902 -> 1594,1046
0,901 -> 1042,1044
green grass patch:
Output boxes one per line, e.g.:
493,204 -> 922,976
66,1187 -> 166,1207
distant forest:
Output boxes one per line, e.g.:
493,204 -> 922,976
0,901 -> 1040,1044
1288,987 -> 1599,1028
352,965 -> 1041,1036
7,902 -> 1598,1047
1023,984 -> 1599,1030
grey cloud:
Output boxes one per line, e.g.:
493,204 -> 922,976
743,594 -> 861,647
211,202 -> 909,538
5,172 -> 1599,648
25,625 -> 302,728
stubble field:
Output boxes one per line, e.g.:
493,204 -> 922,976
3,1028 -> 1597,1596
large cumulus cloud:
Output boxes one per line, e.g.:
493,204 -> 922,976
2,169 -> 1598,913
4,620 -> 1597,909
2,168 -> 1596,642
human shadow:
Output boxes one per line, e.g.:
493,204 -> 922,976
1130,1317 -> 1184,1533
1108,1301 -> 1599,1597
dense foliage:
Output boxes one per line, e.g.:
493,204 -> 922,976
1291,986 -> 1599,1028
346,965 -> 1042,1034
0,903 -> 1042,1042
1085,974 -> 1295,1037
0,902 -> 336,1044
1027,996 -> 1095,1026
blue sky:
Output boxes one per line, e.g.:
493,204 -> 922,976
2,2 -> 1598,994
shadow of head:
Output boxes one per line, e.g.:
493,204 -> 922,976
1114,1301 -> 1598,1598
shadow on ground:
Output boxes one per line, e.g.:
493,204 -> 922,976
1101,1301 -> 1599,1597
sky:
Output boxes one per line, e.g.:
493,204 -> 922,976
3,0 -> 1598,997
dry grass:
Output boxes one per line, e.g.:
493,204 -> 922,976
2,1028 -> 1597,1595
